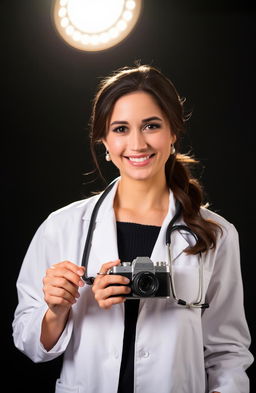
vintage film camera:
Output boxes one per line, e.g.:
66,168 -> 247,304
108,256 -> 170,298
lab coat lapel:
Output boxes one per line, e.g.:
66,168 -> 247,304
91,210 -> 119,269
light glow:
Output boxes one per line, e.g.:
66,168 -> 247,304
53,0 -> 143,51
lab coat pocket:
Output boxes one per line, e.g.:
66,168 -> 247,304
55,379 -> 80,393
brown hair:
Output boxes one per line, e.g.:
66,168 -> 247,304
89,64 -> 221,254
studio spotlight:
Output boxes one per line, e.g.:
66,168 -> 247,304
53,0 -> 143,51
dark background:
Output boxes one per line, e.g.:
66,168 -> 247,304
2,0 -> 255,391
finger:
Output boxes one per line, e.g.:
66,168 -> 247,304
94,285 -> 131,301
44,288 -> 77,306
93,274 -> 130,289
97,259 -> 121,275
103,285 -> 131,299
93,260 -> 122,287
46,268 -> 84,288
47,263 -> 85,288
43,276 -> 80,298
50,261 -> 85,277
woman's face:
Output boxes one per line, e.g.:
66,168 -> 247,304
102,91 -> 176,183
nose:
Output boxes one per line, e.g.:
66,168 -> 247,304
129,129 -> 148,151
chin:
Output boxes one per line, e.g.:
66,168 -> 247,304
124,169 -> 159,182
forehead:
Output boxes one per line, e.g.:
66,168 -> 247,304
110,91 -> 164,120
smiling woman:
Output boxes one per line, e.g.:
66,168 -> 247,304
12,64 -> 253,393
102,91 -> 175,184
90,64 -> 220,252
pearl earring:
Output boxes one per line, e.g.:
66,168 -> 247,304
105,150 -> 111,162
171,144 -> 176,155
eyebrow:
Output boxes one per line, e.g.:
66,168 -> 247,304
110,116 -> 163,126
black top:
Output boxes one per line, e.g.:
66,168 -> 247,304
116,221 -> 161,393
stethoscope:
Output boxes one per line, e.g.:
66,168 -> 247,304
81,179 -> 209,309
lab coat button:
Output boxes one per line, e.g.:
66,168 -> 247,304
139,350 -> 149,358
113,351 -> 119,359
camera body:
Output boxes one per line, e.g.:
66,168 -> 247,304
109,256 -> 170,298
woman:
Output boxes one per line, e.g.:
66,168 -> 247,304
12,64 -> 253,393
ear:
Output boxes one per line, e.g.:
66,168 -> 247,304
171,133 -> 177,145
101,139 -> 109,151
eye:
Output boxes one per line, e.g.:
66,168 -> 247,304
144,123 -> 161,130
112,125 -> 127,133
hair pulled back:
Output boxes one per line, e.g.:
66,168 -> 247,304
89,64 -> 220,254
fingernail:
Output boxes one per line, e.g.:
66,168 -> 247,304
124,278 -> 130,284
79,278 -> 85,287
77,269 -> 84,276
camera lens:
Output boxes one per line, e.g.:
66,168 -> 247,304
132,272 -> 159,297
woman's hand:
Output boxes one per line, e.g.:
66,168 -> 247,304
43,260 -> 85,315
41,261 -> 85,350
92,260 -> 131,309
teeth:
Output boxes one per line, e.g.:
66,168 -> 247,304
129,156 -> 150,162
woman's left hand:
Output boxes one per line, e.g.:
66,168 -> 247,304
92,260 -> 131,309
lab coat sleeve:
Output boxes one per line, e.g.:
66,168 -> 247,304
202,222 -> 254,393
12,218 -> 74,363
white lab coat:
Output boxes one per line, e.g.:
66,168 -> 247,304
12,179 -> 253,393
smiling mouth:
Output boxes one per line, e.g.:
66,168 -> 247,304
125,153 -> 155,163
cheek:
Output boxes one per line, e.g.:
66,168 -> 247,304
160,143 -> 172,158
106,137 -> 125,154
152,134 -> 172,152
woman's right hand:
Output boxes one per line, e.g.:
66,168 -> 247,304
92,260 -> 131,309
43,260 -> 85,315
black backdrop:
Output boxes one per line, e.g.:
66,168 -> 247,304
2,0 -> 256,391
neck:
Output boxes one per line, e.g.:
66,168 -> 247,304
115,176 -> 169,212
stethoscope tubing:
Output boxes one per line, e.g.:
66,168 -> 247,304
81,179 -> 209,309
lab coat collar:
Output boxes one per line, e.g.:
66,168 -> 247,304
83,177 -> 191,264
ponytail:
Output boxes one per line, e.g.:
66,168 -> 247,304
166,153 -> 221,254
